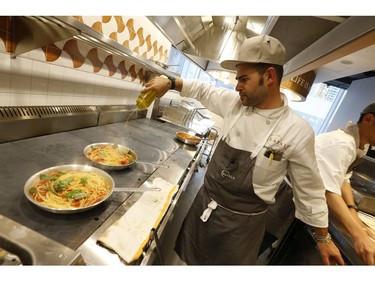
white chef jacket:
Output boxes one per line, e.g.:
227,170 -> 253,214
315,123 -> 361,195
180,80 -> 329,228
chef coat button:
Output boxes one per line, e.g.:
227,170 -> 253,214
236,131 -> 240,137
266,120 -> 270,125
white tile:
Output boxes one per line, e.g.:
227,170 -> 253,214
62,81 -> 75,95
62,95 -> 78,105
31,77 -> 48,94
47,80 -> 62,95
0,73 -> 11,91
74,82 -> 86,95
101,86 -> 109,97
0,53 -> 11,73
10,56 -> 32,76
85,84 -> 94,96
11,75 -> 31,94
32,60 -> 50,78
0,92 -> 11,105
108,87 -> 117,98
30,94 -> 47,105
48,64 -> 64,80
46,95 -> 61,105
11,93 -> 30,106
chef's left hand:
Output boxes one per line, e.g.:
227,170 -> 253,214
316,241 -> 345,265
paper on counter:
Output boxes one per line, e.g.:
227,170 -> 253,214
97,177 -> 178,264
358,211 -> 375,231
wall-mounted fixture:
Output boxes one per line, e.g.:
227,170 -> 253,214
281,70 -> 316,102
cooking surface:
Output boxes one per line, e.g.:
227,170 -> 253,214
0,118 -> 197,250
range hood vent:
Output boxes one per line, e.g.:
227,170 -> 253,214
182,27 -> 246,63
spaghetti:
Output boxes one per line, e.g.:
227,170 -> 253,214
28,170 -> 110,209
86,144 -> 136,166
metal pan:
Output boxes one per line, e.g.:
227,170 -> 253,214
84,142 -> 169,170
176,131 -> 202,146
24,165 -> 163,214
24,164 -> 115,214
83,142 -> 138,170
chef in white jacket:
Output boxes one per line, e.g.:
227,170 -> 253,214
315,102 -> 375,265
142,35 -> 344,265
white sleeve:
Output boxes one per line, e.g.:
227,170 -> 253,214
288,126 -> 329,228
180,80 -> 238,118
315,134 -> 356,195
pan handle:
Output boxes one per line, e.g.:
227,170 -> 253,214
113,187 -> 161,192
136,161 -> 169,168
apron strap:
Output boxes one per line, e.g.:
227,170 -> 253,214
200,198 -> 268,222
200,200 -> 218,222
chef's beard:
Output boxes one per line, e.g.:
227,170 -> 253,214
241,76 -> 268,107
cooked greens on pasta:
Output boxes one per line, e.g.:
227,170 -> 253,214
29,170 -> 110,209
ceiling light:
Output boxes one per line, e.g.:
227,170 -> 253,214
340,60 -> 353,65
281,71 -> 316,102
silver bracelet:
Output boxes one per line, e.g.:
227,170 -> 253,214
313,232 -> 332,243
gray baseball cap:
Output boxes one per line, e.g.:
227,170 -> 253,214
361,101 -> 375,114
220,35 -> 286,70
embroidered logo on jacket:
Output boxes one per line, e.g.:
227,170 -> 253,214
262,134 -> 291,162
221,170 -> 235,180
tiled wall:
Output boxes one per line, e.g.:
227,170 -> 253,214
0,16 -> 171,106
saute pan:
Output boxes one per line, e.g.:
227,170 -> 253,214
24,164 -> 160,214
83,143 -> 169,170
176,132 -> 202,146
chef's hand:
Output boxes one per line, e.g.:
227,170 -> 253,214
351,228 -> 375,265
364,225 -> 375,241
141,76 -> 171,99
316,240 -> 345,265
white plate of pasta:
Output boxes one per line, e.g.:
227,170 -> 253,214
24,164 -> 115,214
83,143 -> 138,170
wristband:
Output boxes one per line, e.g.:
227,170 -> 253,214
347,204 -> 359,212
313,232 -> 332,243
168,77 -> 176,90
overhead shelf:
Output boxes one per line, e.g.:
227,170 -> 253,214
12,16 -> 179,78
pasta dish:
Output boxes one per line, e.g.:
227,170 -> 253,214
28,170 -> 111,209
86,144 -> 136,166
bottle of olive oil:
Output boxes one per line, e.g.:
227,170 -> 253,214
136,90 -> 158,109
136,75 -> 167,109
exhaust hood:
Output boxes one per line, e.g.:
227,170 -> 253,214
149,16 -> 375,86
149,16 -> 265,70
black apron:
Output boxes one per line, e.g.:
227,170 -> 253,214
175,139 -> 268,265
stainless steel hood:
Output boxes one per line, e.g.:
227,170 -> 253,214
148,16 -> 375,81
149,16 -> 264,67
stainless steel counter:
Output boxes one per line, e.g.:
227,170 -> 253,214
0,117 -> 207,265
